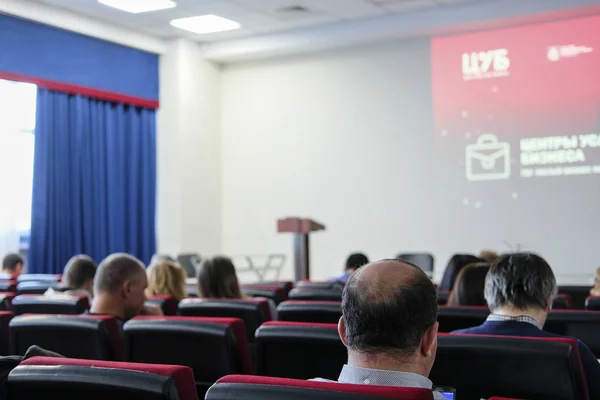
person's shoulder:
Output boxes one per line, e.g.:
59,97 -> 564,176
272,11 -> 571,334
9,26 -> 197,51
451,325 -> 484,335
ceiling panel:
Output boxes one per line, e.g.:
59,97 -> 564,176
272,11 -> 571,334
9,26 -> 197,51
31,0 -> 488,43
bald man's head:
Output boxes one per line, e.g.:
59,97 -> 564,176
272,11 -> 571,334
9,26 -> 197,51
342,259 -> 438,357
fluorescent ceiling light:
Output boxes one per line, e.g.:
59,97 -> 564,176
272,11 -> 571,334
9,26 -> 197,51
170,14 -> 241,34
98,0 -> 176,14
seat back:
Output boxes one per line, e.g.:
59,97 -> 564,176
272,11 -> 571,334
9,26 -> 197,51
277,300 -> 342,324
12,294 -> 89,315
0,293 -> 15,311
17,274 -> 61,283
0,280 -> 17,293
124,316 -> 252,391
584,296 -> 600,310
437,306 -> 489,332
12,356 -> 198,400
145,296 -> 179,316
288,287 -> 343,301
241,285 -> 286,304
397,253 -> 434,275
295,281 -> 344,290
206,375 -> 434,399
10,314 -> 122,360
178,298 -> 270,342
546,310 -> 600,358
436,291 -> 450,305
0,311 -> 13,355
557,286 -> 592,309
255,321 -> 346,380
553,294 -> 572,309
247,281 -> 294,295
16,281 -> 63,295
430,334 -> 589,400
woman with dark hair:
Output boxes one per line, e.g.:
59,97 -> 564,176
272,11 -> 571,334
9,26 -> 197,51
447,263 -> 490,306
198,256 -> 244,299
438,253 -> 483,291
197,256 -> 277,318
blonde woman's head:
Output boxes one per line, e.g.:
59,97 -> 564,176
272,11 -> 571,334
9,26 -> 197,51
146,260 -> 187,301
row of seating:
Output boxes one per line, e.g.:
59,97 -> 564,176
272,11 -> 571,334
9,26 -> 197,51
1,355 -> 525,400
1,316 -> 586,399
4,275 -> 598,309
3,293 -> 600,358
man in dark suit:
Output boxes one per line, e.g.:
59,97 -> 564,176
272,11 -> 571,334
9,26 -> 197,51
453,252 -> 600,398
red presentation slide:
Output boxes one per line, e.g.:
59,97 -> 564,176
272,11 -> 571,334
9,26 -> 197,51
431,15 -> 600,182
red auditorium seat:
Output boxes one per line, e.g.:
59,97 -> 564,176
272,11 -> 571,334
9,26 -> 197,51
288,287 -> 343,301
255,321 -> 346,380
0,311 -> 13,355
558,286 -> 592,309
436,306 -> 489,332
277,300 -> 342,324
245,281 -> 294,295
16,280 -> 63,295
0,292 -> 15,311
241,285 -> 287,304
206,375 -> 434,399
124,316 -> 252,394
489,398 -> 524,400
296,280 -> 344,290
178,298 -> 271,342
552,293 -> 573,309
584,296 -> 600,310
145,295 -> 179,315
12,294 -> 89,315
11,356 -> 197,400
0,280 -> 17,293
436,290 -> 450,305
545,310 -> 600,358
10,314 -> 122,360
431,334 -> 589,400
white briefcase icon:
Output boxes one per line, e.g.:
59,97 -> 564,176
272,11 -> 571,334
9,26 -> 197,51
465,134 -> 511,181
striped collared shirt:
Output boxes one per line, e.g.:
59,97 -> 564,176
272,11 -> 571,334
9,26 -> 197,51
486,313 -> 543,330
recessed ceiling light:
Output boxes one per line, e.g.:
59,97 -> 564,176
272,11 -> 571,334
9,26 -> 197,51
170,14 -> 241,34
98,0 -> 176,14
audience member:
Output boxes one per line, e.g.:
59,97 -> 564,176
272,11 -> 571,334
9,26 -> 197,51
315,259 -> 445,399
198,256 -> 277,319
90,253 -> 162,327
446,263 -> 489,306
329,252 -> 369,282
149,253 -> 175,265
146,260 -> 186,301
2,253 -> 24,279
452,252 -> 600,398
438,253 -> 482,291
46,255 -> 96,300
478,250 -> 500,264
590,267 -> 600,297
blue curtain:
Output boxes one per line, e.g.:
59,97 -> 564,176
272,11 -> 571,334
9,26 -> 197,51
29,88 -> 156,273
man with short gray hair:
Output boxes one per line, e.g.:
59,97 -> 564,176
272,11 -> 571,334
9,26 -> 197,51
90,253 -> 161,326
453,252 -> 600,398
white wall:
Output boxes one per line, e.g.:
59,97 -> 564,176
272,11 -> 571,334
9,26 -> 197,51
221,38 -> 455,282
220,38 -> 598,285
157,39 -> 222,257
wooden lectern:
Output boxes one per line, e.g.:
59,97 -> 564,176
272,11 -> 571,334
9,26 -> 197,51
277,217 -> 325,282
